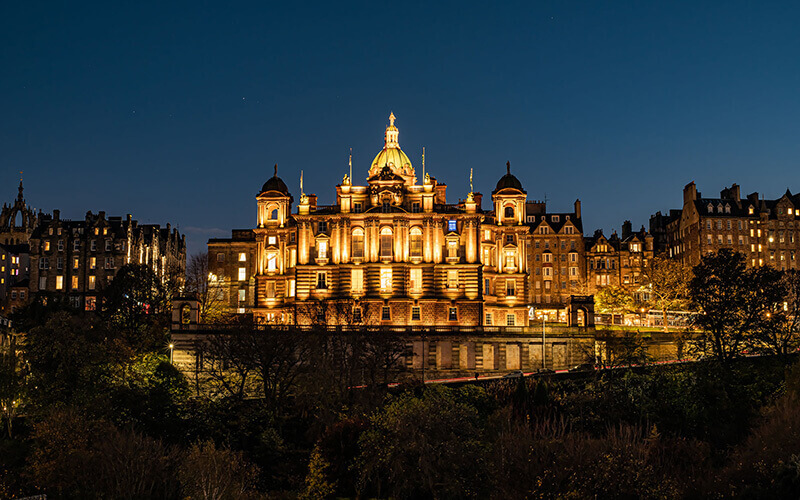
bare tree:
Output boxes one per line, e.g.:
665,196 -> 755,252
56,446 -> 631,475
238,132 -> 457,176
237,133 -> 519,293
753,269 -> 800,356
186,253 -> 226,324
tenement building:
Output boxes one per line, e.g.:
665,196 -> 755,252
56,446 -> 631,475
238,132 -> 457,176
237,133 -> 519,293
584,221 -> 654,301
29,211 -> 186,310
652,182 -> 800,269
210,113 -> 589,326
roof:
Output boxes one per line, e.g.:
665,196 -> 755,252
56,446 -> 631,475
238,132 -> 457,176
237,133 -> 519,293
493,162 -> 525,194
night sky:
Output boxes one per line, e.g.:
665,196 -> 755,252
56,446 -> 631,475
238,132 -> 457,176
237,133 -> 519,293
3,1 -> 800,254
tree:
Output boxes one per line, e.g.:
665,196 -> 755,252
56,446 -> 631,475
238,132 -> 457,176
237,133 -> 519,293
642,255 -> 692,330
179,440 -> 260,500
689,249 -> 782,362
357,385 -> 488,499
0,333 -> 26,438
102,264 -> 171,332
594,285 -> 635,320
594,329 -> 650,369
752,269 -> 800,355
186,253 -> 226,324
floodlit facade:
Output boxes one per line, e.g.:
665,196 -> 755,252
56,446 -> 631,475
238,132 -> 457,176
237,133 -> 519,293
210,113 -> 593,326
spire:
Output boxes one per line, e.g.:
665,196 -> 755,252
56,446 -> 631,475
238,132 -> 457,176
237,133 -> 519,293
274,164 -> 278,177
17,171 -> 24,201
389,112 -> 395,127
506,161 -> 511,175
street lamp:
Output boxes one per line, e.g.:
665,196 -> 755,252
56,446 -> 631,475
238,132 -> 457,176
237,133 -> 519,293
542,314 -> 546,370
168,343 -> 174,364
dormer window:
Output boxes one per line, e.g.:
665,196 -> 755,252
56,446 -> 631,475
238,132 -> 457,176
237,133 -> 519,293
725,204 -> 731,214
552,215 -> 560,222
353,202 -> 363,213
539,226 -> 549,235
749,206 -> 754,215
717,203 -> 723,213
708,203 -> 713,213
412,202 -> 421,213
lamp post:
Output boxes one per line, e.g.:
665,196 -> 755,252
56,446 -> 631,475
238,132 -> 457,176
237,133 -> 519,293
168,343 -> 174,364
542,314 -> 546,370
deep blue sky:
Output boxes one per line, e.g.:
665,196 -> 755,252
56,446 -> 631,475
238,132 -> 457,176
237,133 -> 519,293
3,1 -> 800,254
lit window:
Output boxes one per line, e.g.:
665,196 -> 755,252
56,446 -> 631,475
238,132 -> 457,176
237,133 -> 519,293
267,254 -> 277,271
88,276 -> 96,290
85,297 -> 96,311
73,257 -> 79,269
44,241 -> 50,251
448,220 -> 458,232
447,240 -> 458,259
288,279 -> 296,297
506,279 -> 516,297
238,267 -> 246,281
447,269 -> 458,289
239,252 -> 246,261
351,268 -> 364,293
485,313 -> 493,325
317,240 -> 327,259
506,314 -> 516,326
316,272 -> 328,290
449,307 -> 458,321
410,268 -> 422,293
352,228 -> 365,258
380,227 -> 393,258
411,306 -> 421,321
268,236 -> 277,245
72,276 -> 79,289
90,257 -> 96,269
380,268 -> 392,292
238,289 -> 246,302
410,227 -> 423,257
56,276 -> 63,290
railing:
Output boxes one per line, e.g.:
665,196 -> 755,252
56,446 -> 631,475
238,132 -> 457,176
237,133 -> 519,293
172,323 -> 591,336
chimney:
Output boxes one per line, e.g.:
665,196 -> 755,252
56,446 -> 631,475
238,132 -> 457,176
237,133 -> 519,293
574,199 -> 582,219
721,184 -> 741,202
98,211 -> 105,220
308,194 -> 318,210
53,209 -> 60,220
473,193 -> 482,209
622,220 -> 632,240
683,182 -> 698,206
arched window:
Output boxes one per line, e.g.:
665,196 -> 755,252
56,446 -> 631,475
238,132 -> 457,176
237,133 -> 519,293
504,206 -> 515,218
269,208 -> 278,220
380,227 -> 393,258
410,227 -> 423,257
351,228 -> 364,258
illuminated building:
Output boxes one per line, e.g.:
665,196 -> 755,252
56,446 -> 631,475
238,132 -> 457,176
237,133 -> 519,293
211,113 -> 547,326
584,222 -> 654,301
29,211 -> 186,310
652,182 -> 800,269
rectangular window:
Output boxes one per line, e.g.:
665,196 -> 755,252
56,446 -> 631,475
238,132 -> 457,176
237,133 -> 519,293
239,252 -> 246,261
353,306 -> 362,322
351,268 -> 364,293
290,232 -> 296,244
268,236 -> 277,245
447,240 -> 458,259
410,268 -> 422,293
506,234 -> 514,244
73,240 -> 80,251
267,281 -> 276,298
448,307 -> 458,321
485,313 -> 493,325
318,221 -> 327,233
447,269 -> 458,289
380,268 -> 392,292
88,276 -> 96,290
90,240 -> 96,251
380,233 -> 393,258
238,267 -> 246,281
317,240 -> 327,259
382,306 -> 391,321
267,254 -> 277,271
105,240 -> 111,251
316,272 -> 328,290
90,257 -> 96,269
412,202 -> 421,213
484,277 -> 490,295
411,306 -> 421,321
288,279 -> 296,297
73,256 -> 79,269
448,220 -> 457,232
353,202 -> 363,213
85,296 -> 96,311
58,240 -> 64,251
72,276 -> 79,290
506,314 -> 516,326
57,257 -> 63,270
44,241 -> 50,252
39,277 -> 47,290
217,253 -> 225,262
238,289 -> 246,302
352,233 -> 364,258
56,276 -> 63,290
506,279 -> 516,297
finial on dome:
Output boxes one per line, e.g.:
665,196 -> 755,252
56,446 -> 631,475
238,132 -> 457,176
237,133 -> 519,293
389,112 -> 395,126
506,161 -> 510,175
274,164 -> 278,177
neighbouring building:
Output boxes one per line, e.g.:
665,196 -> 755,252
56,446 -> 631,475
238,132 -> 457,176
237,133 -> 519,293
652,182 -> 800,269
29,210 -> 186,310
209,113 -> 591,326
584,222 -> 654,301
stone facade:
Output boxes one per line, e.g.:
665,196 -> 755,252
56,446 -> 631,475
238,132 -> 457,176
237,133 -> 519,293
29,211 -> 186,310
652,182 -> 800,270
